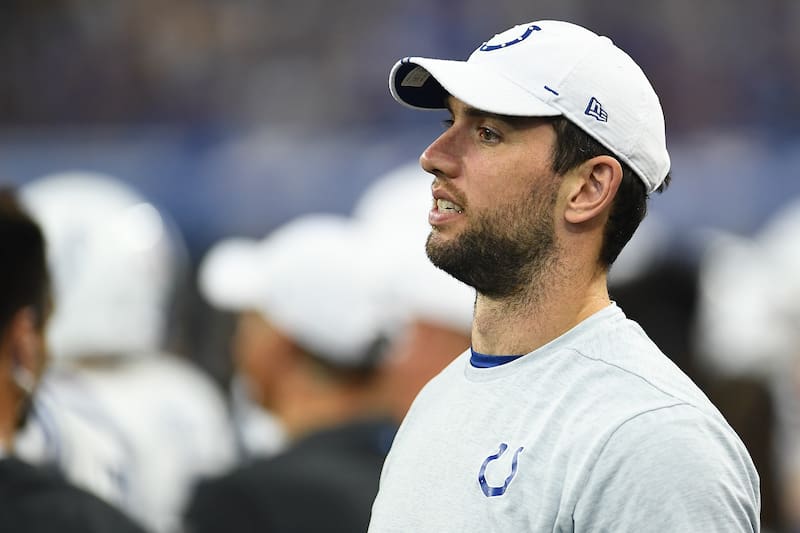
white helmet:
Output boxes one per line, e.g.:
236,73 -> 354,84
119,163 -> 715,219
20,171 -> 185,360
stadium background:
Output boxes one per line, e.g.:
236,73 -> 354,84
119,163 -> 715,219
1,2 -> 798,527
2,0 -> 798,254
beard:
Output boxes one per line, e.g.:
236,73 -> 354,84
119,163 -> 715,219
425,182 -> 559,300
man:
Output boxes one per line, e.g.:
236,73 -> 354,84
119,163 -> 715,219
14,172 -> 236,533
0,189 -> 145,532
185,213 -> 395,533
369,20 -> 760,532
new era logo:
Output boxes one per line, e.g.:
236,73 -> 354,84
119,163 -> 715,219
585,97 -> 608,122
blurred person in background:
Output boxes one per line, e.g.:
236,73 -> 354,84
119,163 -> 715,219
352,162 -> 474,423
0,188 -> 146,533
186,213 -> 394,533
197,235 -> 292,461
696,198 -> 800,532
13,172 -> 237,533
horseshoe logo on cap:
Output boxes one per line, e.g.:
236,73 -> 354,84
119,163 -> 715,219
479,24 -> 541,52
478,443 -> 524,497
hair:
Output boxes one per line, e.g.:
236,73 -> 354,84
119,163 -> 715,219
0,188 -> 51,334
301,335 -> 388,385
548,117 -> 671,267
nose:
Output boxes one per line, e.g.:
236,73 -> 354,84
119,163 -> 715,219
420,128 -> 459,180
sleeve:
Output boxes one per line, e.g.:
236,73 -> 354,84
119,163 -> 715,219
573,404 -> 761,533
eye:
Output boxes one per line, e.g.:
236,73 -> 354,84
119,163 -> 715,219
441,118 -> 454,130
478,127 -> 501,143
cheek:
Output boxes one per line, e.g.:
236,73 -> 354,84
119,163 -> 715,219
236,331 -> 275,379
468,156 -> 531,206
465,179 -> 507,217
236,339 -> 264,379
233,334 -> 281,405
232,320 -> 270,376
469,184 -> 525,227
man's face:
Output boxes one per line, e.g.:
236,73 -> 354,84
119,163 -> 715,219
422,96 -> 562,299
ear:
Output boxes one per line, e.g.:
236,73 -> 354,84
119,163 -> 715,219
563,155 -> 622,225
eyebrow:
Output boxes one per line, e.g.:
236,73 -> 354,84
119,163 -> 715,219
445,97 -> 551,128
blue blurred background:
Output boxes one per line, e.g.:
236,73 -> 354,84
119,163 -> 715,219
1,0 -> 799,259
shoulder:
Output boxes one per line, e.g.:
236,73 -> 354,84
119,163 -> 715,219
575,404 -> 760,531
0,457 -> 57,492
556,308 -> 713,412
185,427 -> 386,533
184,460 -> 269,533
0,458 -> 146,533
190,421 -> 392,502
598,403 -> 755,475
263,421 -> 392,485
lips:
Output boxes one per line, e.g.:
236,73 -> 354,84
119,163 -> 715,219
430,186 -> 465,226
431,186 -> 465,214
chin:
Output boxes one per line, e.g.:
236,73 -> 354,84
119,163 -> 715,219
425,229 -> 449,254
429,224 -> 461,242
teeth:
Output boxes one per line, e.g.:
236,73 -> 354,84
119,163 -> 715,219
436,198 -> 464,214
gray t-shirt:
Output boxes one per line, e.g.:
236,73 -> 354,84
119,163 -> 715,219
369,304 -> 760,532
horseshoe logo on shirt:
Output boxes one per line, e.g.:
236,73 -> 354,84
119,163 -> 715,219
478,442 -> 524,497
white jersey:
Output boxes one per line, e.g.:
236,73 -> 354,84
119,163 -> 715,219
16,354 -> 237,533
369,304 -> 760,532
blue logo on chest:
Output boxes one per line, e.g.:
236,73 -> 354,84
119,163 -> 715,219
478,442 -> 524,497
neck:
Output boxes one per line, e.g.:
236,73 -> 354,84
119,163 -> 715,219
471,261 -> 610,355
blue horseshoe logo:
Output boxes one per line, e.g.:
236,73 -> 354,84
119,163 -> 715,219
478,443 -> 524,497
479,25 -> 541,52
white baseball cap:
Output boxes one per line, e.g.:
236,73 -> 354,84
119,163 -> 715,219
199,213 -> 387,369
389,20 -> 670,193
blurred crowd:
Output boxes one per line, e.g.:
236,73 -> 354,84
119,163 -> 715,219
1,0 -> 799,134
1,1 -> 800,532
1,0 -> 800,255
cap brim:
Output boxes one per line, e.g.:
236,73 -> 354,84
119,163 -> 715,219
198,237 -> 267,312
390,57 -> 560,117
